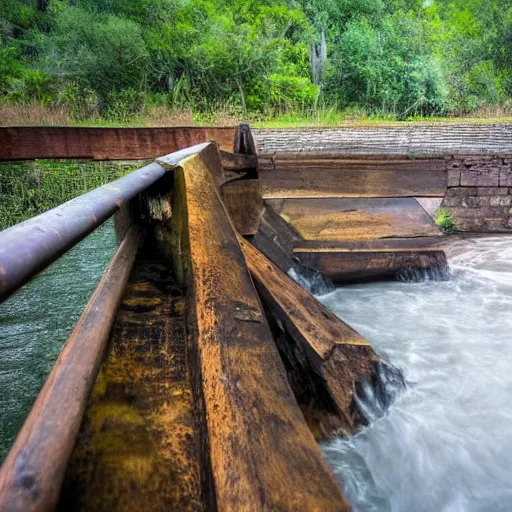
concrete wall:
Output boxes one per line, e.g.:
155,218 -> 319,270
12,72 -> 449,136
443,156 -> 512,232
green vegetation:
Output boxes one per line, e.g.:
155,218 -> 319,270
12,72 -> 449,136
1,0 -> 512,124
0,160 -> 138,229
434,208 -> 457,233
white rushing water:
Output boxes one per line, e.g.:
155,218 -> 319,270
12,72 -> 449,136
320,236 -> 512,512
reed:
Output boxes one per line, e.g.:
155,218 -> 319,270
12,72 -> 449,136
0,160 -> 139,230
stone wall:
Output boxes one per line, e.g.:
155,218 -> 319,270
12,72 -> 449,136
443,156 -> 512,231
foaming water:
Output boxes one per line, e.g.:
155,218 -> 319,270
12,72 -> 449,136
320,236 -> 512,512
288,265 -> 335,295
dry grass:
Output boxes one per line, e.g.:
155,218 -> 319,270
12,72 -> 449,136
142,105 -> 195,126
2,101 -> 512,128
0,102 -> 73,126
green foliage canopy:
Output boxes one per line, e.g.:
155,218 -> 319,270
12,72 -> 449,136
1,0 -> 511,119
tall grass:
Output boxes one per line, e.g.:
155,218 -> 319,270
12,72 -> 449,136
2,101 -> 512,128
0,160 -> 139,230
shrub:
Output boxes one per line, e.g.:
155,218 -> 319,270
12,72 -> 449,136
434,208 -> 457,233
5,69 -> 56,105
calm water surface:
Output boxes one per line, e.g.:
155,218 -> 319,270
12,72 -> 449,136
0,222 -> 116,459
321,236 -> 512,512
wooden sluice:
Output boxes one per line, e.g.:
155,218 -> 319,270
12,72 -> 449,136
0,125 -> 449,511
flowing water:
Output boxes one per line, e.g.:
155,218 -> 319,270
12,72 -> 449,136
320,236 -> 512,512
0,221 -> 117,460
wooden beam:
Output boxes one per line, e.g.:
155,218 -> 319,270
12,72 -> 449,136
0,127 -> 237,161
59,257 -> 203,512
221,180 -> 264,235
0,226 -> 144,512
265,197 -> 442,242
166,143 -> 349,511
247,205 -> 303,273
239,236 -> 380,436
294,247 -> 448,282
259,167 -> 447,198
219,150 -> 258,171
233,123 -> 257,156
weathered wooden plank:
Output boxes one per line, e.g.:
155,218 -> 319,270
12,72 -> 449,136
294,236 -> 445,251
239,236 -> 380,436
247,204 -> 303,273
0,226 -> 144,512
294,247 -> 448,282
221,179 -> 264,235
266,198 -> 442,242
0,127 -> 237,161
259,167 -> 447,198
167,143 -> 349,511
59,257 -> 203,512
219,150 -> 258,171
272,157 -> 447,172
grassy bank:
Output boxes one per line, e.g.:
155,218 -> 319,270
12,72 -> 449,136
0,160 -> 139,230
2,103 -> 512,129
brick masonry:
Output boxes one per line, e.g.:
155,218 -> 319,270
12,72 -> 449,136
442,156 -> 512,231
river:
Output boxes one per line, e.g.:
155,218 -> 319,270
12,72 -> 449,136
0,221 -> 117,459
321,236 -> 512,512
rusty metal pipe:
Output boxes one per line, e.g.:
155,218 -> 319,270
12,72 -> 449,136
0,162 -> 165,303
0,225 -> 144,512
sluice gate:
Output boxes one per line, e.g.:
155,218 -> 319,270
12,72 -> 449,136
0,123 -> 488,511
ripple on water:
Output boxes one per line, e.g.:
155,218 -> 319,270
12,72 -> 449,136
0,221 -> 117,460
320,236 -> 512,512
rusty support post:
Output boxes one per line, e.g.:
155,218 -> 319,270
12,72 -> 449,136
0,162 -> 165,303
0,225 -> 144,512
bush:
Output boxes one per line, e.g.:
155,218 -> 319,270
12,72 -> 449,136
5,69 -> 55,105
58,80 -> 99,120
434,209 -> 457,234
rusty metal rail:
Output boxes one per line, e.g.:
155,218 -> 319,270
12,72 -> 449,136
0,162 -> 165,303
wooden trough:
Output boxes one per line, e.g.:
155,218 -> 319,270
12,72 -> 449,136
0,124 -> 449,511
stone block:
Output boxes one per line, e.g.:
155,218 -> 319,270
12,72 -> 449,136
484,219 -> 508,231
461,196 -> 480,208
463,156 -> 492,165
442,196 -> 461,207
447,169 -> 460,187
449,187 -> 477,196
461,168 -> 500,187
490,196 -> 512,207
477,187 -> 508,196
500,167 -> 512,187
460,169 -> 500,187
